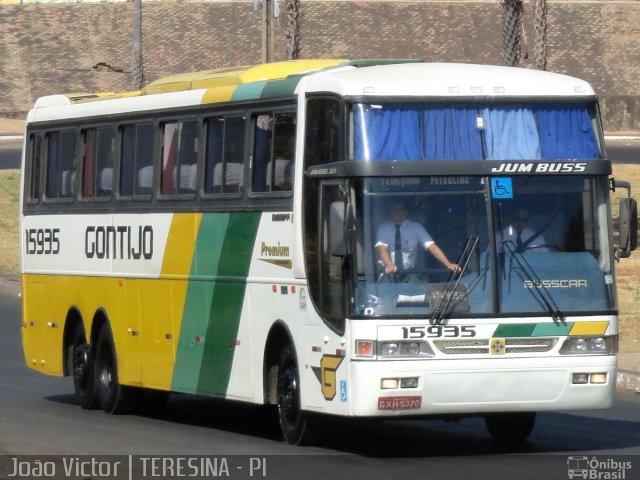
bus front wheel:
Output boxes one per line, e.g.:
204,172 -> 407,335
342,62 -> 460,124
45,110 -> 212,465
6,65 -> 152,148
485,412 -> 536,445
277,346 -> 313,445
95,324 -> 135,414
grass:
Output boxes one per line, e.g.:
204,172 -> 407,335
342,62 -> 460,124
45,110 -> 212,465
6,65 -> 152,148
0,169 -> 19,275
610,164 -> 640,353
1,165 -> 639,352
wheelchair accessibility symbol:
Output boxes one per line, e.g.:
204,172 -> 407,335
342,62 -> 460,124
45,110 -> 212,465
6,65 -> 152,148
491,178 -> 513,199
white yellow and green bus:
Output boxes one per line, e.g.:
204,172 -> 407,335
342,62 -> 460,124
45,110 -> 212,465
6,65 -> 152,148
20,60 -> 638,445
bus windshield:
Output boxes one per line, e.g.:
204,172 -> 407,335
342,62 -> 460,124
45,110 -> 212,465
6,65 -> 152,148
352,175 -> 615,318
350,102 -> 602,161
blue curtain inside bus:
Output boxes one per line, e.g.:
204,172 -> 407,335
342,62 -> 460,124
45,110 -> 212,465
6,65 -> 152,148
352,104 -> 600,161
482,107 -> 541,160
537,106 -> 601,159
353,105 -> 422,161
423,108 -> 483,160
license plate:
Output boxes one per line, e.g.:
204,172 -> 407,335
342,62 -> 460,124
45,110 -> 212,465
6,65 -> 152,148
378,396 -> 422,411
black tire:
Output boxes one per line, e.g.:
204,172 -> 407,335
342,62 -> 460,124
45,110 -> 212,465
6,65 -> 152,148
485,412 -> 536,445
94,323 -> 135,414
69,324 -> 98,410
277,346 -> 313,445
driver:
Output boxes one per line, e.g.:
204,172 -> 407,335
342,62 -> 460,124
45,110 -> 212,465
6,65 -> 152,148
499,207 -> 549,253
375,200 -> 460,274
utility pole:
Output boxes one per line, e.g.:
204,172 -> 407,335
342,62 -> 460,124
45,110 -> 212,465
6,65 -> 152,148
254,0 -> 281,63
132,0 -> 144,89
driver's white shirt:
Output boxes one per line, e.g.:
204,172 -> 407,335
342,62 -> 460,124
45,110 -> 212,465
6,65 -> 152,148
375,219 -> 434,270
499,225 -> 548,252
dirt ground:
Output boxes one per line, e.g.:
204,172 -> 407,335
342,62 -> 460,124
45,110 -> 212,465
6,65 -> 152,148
0,118 -> 25,135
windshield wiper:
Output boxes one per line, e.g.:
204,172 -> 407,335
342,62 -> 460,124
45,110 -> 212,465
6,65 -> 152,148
503,240 -> 566,324
430,234 -> 479,325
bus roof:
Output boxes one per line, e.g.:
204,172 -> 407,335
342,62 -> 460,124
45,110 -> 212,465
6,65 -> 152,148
303,62 -> 597,98
29,60 -> 596,123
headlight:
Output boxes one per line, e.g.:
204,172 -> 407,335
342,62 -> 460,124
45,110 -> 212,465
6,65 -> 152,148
560,335 -> 618,355
379,342 -> 398,356
377,340 -> 434,359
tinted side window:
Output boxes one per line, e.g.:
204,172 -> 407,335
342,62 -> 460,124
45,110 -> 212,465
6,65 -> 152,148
305,98 -> 341,168
204,116 -> 245,194
28,134 -> 42,202
45,131 -> 76,199
119,123 -> 154,197
82,126 -> 115,198
252,112 -> 295,193
160,120 -> 198,195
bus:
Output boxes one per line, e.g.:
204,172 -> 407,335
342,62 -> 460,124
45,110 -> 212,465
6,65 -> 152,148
20,59 -> 638,445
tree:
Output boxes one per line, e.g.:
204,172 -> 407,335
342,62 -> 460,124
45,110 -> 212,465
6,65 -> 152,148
132,0 -> 145,90
500,0 -> 524,67
285,0 -> 301,60
533,0 -> 548,70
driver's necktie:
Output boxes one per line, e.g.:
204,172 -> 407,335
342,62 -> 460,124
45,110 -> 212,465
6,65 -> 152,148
395,224 -> 402,270
516,232 -> 523,252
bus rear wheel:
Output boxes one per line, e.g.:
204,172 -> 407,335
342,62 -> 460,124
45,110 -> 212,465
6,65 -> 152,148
70,324 -> 98,410
95,324 -> 135,414
277,346 -> 313,445
485,412 -> 536,445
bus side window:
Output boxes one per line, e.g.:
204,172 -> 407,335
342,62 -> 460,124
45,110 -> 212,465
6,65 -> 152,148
304,97 -> 341,167
28,133 -> 42,202
119,123 -> 154,197
45,130 -> 76,199
205,116 -> 246,195
82,126 -> 114,198
160,119 -> 198,195
251,112 -> 295,193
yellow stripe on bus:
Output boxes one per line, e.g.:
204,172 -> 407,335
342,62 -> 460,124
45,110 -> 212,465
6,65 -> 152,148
569,321 -> 609,336
201,85 -> 238,104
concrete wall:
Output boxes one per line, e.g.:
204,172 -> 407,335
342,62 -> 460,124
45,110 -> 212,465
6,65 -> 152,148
1,1 -> 638,130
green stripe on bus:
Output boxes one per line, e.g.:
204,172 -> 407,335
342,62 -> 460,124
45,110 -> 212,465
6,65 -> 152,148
260,77 -> 301,98
196,212 -> 261,396
232,82 -> 267,102
493,323 -> 537,337
171,214 -> 231,393
531,322 -> 574,337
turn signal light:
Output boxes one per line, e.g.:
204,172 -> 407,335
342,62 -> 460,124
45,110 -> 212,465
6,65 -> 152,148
356,340 -> 374,357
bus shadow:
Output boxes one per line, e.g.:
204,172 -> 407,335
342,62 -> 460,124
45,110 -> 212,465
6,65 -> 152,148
308,410 -> 640,457
44,392 -> 640,457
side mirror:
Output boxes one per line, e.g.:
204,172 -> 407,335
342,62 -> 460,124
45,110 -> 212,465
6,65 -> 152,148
617,197 -> 638,259
328,201 -> 346,256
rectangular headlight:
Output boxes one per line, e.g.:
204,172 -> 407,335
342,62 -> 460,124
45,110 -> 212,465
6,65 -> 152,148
590,373 -> 607,384
380,342 -> 398,356
381,378 -> 399,389
572,373 -> 589,384
376,340 -> 435,359
560,335 -> 618,355
400,377 -> 419,388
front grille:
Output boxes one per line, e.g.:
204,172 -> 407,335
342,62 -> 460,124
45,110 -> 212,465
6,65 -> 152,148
433,339 -> 489,355
505,337 -> 558,353
433,337 -> 558,355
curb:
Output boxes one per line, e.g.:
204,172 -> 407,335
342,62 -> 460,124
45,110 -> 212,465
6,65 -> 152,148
617,370 -> 640,393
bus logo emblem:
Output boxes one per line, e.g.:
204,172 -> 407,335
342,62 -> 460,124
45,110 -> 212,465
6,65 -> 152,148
490,338 -> 506,355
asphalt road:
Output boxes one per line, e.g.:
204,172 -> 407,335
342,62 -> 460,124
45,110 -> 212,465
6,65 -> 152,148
1,289 -> 640,480
0,139 -> 21,170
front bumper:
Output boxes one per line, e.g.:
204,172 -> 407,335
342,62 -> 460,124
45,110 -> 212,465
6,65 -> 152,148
348,355 -> 616,417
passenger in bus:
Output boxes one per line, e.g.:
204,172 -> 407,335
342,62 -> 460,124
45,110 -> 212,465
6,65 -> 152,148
498,207 -> 549,253
375,201 -> 460,274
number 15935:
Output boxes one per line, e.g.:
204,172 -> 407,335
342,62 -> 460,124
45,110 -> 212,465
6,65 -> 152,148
401,325 -> 476,339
